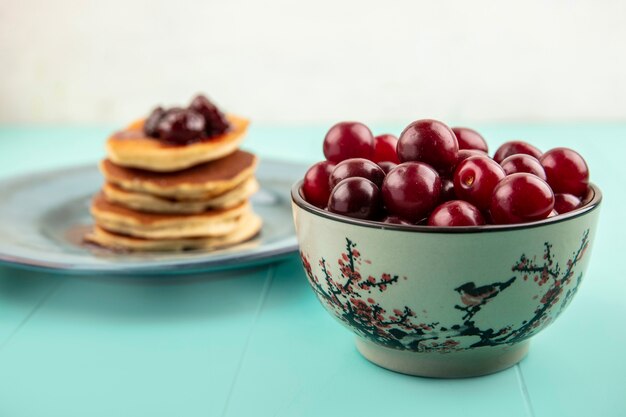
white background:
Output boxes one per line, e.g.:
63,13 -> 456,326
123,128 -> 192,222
1,0 -> 625,124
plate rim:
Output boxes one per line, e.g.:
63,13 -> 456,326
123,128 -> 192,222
0,160 -> 304,275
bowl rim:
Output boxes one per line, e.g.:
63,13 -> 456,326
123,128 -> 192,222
291,181 -> 602,234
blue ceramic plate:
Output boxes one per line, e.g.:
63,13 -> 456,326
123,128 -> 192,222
0,159 -> 306,275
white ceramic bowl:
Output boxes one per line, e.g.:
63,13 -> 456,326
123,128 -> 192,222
291,183 -> 602,377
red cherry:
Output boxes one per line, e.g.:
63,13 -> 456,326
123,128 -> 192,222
455,149 -> 488,173
382,162 -> 442,223
302,161 -> 336,208
500,154 -> 547,181
440,178 -> 456,202
554,193 -> 582,214
329,158 -> 385,189
451,127 -> 488,152
490,173 -> 555,224
323,122 -> 374,163
453,156 -> 506,211
397,119 -> 459,174
493,140 -> 542,163
457,149 -> 487,163
328,178 -> 383,220
540,147 -> 589,197
373,134 -> 400,163
427,200 -> 486,226
377,161 -> 398,174
382,216 -> 414,225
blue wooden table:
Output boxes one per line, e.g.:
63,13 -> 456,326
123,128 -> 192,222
0,124 -> 624,417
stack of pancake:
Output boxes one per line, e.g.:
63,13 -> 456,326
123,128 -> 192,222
86,114 -> 262,251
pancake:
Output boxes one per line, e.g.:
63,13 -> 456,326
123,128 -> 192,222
86,212 -> 262,252
90,192 -> 251,239
100,150 -> 257,200
106,114 -> 249,172
102,177 -> 259,214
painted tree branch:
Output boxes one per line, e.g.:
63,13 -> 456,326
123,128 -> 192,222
300,230 -> 590,352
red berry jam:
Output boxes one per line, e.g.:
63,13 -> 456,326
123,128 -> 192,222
144,94 -> 230,143
157,109 -> 206,144
144,107 -> 166,137
189,94 -> 230,137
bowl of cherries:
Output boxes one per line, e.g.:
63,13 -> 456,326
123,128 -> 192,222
291,119 -> 601,378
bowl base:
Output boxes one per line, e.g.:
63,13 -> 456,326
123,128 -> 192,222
355,338 -> 529,378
